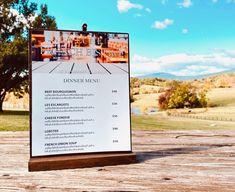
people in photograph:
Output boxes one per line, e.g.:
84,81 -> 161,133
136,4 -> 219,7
120,47 -> 126,58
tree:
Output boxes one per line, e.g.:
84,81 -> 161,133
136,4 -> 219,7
0,0 -> 57,111
130,92 -> 135,103
158,87 -> 173,110
0,0 -> 37,40
32,4 -> 57,29
0,38 -> 28,110
130,77 -> 140,88
158,81 -> 207,110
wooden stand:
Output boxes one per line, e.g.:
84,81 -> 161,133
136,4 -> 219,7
28,152 -> 136,172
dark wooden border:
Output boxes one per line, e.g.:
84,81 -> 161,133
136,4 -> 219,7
29,28 -> 133,159
29,152 -> 136,172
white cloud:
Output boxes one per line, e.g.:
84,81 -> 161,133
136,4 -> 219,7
176,65 -> 225,76
117,0 -> 143,13
182,28 -> 189,34
145,8 -> 151,13
131,51 -> 235,76
134,13 -> 142,17
212,0 -> 218,3
152,19 -> 174,30
227,0 -> 235,3
221,49 -> 235,58
177,0 -> 193,8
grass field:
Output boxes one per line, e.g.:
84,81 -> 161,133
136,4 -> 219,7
131,114 -> 235,131
1,76 -> 235,131
0,111 -> 29,131
1,89 -> 235,131
207,88 -> 235,107
130,85 -> 235,131
0,110 -> 234,131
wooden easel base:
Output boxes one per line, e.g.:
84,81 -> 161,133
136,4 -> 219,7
28,152 -> 136,172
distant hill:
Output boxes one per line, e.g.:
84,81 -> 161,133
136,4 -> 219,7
138,68 -> 235,80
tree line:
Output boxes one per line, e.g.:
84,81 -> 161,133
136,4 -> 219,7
0,0 -> 57,111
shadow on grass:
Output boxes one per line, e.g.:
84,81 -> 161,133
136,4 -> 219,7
136,144 -> 232,162
0,110 -> 29,116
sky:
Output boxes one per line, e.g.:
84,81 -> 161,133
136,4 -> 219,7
29,0 -> 235,76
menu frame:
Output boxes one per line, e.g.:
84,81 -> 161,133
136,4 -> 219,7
29,28 -> 133,158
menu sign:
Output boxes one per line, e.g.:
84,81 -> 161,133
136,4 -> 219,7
30,29 -> 131,157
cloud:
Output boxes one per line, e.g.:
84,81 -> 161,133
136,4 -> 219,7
134,13 -> 142,17
227,0 -> 235,3
145,8 -> 151,13
176,65 -> 225,76
177,0 -> 193,8
221,49 -> 235,58
212,0 -> 218,3
152,19 -> 174,30
131,51 -> 235,76
182,28 -> 189,34
117,0 -> 143,13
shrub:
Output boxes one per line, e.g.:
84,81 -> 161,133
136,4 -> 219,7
130,92 -> 135,103
158,81 -> 207,110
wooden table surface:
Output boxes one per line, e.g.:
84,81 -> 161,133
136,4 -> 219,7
0,130 -> 235,191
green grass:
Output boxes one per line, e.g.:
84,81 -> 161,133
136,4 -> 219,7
130,87 -> 235,131
131,114 -> 235,131
0,110 -> 234,132
0,110 -> 29,131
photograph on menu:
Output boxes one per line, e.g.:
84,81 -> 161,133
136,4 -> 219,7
31,30 -> 129,75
